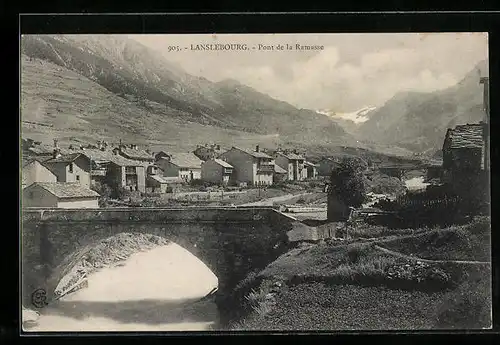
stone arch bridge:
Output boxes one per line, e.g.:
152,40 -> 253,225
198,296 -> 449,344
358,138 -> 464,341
22,206 -> 298,308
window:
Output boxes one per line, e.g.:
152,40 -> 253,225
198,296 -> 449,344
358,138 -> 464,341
69,163 -> 73,173
76,175 -> 80,181
29,192 -> 34,199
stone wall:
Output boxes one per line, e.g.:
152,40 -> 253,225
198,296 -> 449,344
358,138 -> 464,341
21,207 -> 294,305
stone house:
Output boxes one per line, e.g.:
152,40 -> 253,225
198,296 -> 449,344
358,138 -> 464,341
43,152 -> 91,189
22,182 -> 100,208
112,144 -> 155,166
304,161 -> 318,179
442,122 -> 489,189
156,153 -> 203,182
219,146 -> 275,186
21,159 -> 57,189
201,158 -> 234,185
106,159 -> 146,193
275,150 -> 306,181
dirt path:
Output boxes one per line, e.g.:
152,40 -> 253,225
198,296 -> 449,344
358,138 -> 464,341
374,245 -> 491,265
240,192 -> 314,207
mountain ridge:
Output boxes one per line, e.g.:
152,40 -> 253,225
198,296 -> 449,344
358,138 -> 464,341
355,60 -> 488,152
20,34 -> 349,145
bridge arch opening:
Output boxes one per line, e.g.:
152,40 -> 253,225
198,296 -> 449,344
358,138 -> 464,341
48,232 -> 219,303
28,232 -> 221,331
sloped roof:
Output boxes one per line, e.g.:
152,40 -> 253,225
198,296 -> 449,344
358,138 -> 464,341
212,159 -> 233,168
278,151 -> 305,160
230,146 -> 273,159
149,175 -> 169,184
26,182 -> 100,199
304,161 -> 317,167
43,153 -> 85,164
169,153 -> 203,168
274,165 -> 287,174
75,149 -> 144,167
447,123 -> 485,149
115,147 -> 154,160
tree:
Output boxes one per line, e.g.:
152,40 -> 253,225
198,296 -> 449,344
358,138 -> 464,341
327,157 -> 367,221
90,181 -> 113,207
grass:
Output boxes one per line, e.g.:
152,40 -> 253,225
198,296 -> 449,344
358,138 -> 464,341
229,217 -> 492,330
273,192 -> 326,207
377,216 -> 491,262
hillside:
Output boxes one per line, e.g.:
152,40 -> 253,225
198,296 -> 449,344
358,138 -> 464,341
20,54 -> 285,152
20,34 -> 348,146
355,60 -> 488,153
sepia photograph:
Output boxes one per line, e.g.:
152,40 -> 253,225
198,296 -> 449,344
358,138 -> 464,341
20,32 -> 491,332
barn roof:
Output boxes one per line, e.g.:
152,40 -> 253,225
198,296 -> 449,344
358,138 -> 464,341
26,182 -> 100,199
446,123 -> 485,149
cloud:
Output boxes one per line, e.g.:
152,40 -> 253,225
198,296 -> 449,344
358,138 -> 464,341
129,33 -> 487,111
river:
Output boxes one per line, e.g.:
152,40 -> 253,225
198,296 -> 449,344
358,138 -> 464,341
26,243 -> 219,332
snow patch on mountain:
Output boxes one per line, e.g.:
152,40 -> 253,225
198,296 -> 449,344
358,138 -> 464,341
316,106 -> 377,124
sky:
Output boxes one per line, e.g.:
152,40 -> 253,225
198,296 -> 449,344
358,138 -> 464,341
128,33 -> 488,112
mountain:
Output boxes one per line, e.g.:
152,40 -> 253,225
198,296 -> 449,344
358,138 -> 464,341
355,60 -> 488,153
20,34 -> 348,147
316,106 -> 377,133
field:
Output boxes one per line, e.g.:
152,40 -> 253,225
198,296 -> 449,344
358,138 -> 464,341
229,217 -> 491,330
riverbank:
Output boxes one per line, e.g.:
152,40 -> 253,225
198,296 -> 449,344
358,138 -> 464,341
226,216 -> 491,330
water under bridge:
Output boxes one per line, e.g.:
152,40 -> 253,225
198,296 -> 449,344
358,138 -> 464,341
21,206 -> 301,316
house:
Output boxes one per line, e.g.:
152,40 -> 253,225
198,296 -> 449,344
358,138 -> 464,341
219,146 -> 275,186
304,161 -> 318,179
106,159 -> 146,193
23,182 -> 100,208
201,158 -> 234,185
273,164 -> 288,183
145,164 -> 182,193
316,157 -> 341,177
112,144 -> 155,165
42,151 -> 91,188
156,153 -> 203,182
21,159 -> 57,189
147,175 -> 183,193
275,150 -> 306,181
193,144 -> 224,161
442,122 -> 488,187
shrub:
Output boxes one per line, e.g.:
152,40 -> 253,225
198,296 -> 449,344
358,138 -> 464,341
91,181 -> 112,207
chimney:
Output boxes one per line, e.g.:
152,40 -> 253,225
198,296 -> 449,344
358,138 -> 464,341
216,144 -> 220,150
53,138 -> 59,149
255,145 -> 260,152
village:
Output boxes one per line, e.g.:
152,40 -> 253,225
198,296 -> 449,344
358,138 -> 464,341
19,31 -> 492,332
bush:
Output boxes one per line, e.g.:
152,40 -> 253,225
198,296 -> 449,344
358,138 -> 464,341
91,181 -> 112,207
